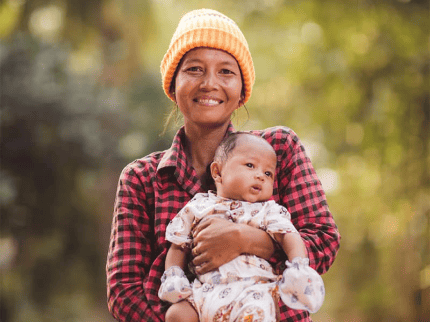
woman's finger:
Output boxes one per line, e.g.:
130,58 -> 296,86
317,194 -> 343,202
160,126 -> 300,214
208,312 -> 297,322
192,249 -> 207,266
192,218 -> 212,238
194,261 -> 215,275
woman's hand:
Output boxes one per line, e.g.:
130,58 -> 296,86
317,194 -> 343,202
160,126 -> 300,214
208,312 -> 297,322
191,217 -> 275,275
191,217 -> 242,275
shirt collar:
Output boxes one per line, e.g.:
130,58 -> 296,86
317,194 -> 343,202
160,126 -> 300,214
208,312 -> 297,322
157,123 -> 236,172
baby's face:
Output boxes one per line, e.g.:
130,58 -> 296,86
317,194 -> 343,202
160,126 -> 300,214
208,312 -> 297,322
216,137 -> 277,203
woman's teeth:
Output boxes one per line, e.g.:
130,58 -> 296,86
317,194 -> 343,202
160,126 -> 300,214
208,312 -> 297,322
196,98 -> 221,105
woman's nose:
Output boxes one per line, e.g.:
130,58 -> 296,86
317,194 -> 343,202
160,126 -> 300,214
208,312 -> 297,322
199,71 -> 218,90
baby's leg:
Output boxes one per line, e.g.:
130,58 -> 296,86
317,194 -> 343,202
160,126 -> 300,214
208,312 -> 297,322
165,301 -> 199,322
231,283 -> 278,322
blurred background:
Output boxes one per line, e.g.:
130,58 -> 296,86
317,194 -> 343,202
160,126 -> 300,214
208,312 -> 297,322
0,0 -> 429,321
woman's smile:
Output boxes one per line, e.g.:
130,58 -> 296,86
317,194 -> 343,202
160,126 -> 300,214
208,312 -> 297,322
193,96 -> 224,106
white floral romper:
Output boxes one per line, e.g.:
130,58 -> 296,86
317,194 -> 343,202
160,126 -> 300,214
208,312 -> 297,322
165,191 -> 299,321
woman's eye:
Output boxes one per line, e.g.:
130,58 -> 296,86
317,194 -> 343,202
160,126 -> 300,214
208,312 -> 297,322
187,66 -> 202,72
220,69 -> 234,75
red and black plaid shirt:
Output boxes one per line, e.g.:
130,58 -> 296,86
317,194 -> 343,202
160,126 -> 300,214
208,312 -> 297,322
106,123 -> 340,322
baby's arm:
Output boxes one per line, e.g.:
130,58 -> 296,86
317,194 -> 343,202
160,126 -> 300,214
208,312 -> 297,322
274,232 -> 325,313
159,201 -> 196,304
158,243 -> 192,303
265,202 -> 308,261
266,204 -> 325,313
165,243 -> 188,270
273,231 -> 308,261
162,244 -> 199,322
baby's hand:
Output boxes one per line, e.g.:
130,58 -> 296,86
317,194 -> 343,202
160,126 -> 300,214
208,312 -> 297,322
158,266 -> 192,303
278,257 -> 325,313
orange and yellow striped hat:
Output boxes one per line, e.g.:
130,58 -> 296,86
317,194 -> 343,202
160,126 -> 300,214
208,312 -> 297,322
160,9 -> 255,104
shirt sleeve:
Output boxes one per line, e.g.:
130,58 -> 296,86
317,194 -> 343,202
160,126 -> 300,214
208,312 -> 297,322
165,203 -> 196,247
278,131 -> 340,274
264,202 -> 299,241
106,163 -> 160,322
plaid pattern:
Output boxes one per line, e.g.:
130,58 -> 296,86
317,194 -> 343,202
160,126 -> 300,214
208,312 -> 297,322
106,123 -> 340,322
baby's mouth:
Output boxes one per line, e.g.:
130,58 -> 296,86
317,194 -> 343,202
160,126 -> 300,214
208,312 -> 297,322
251,185 -> 262,192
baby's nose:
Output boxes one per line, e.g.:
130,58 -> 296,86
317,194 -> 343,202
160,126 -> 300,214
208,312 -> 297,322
255,172 -> 264,180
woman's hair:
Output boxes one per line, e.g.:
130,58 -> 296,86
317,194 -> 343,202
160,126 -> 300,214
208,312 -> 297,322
160,9 -> 255,104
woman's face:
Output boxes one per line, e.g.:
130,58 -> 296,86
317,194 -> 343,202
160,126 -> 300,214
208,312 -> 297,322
173,47 -> 243,130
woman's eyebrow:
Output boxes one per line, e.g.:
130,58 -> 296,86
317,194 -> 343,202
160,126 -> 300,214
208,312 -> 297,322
182,58 -> 238,67
182,58 -> 203,64
219,63 -> 240,70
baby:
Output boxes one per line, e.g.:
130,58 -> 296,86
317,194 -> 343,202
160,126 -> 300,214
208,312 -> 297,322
159,132 -> 325,321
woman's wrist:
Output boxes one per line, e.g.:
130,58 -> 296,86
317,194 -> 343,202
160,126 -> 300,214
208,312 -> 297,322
237,223 -> 274,259
236,224 -> 248,254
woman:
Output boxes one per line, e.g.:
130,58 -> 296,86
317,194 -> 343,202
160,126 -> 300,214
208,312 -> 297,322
106,8 -> 340,322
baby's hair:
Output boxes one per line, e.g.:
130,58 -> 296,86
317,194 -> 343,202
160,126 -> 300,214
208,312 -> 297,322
214,132 -> 271,163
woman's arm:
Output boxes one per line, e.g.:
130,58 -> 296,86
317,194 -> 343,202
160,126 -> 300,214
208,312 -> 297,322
191,217 -> 275,275
257,127 -> 340,321
274,128 -> 341,274
106,164 -> 158,321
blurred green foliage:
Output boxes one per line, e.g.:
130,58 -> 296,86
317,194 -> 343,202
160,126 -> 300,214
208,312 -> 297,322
0,0 -> 429,321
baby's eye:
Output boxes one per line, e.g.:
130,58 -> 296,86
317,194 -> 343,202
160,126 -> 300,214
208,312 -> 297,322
245,163 -> 254,168
265,171 -> 273,178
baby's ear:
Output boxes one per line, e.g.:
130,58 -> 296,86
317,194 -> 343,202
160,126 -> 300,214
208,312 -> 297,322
210,161 -> 222,183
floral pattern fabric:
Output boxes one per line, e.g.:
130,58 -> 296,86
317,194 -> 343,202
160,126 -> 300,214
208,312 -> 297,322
164,192 -> 319,321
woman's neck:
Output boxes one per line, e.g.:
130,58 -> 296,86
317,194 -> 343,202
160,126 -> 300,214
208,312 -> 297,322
183,123 -> 229,179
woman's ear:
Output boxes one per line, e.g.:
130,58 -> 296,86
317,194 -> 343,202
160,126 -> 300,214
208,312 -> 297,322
170,79 -> 177,102
238,95 -> 245,108
210,161 -> 222,183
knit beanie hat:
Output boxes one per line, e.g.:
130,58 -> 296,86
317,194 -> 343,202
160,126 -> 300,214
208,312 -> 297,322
161,9 -> 255,104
